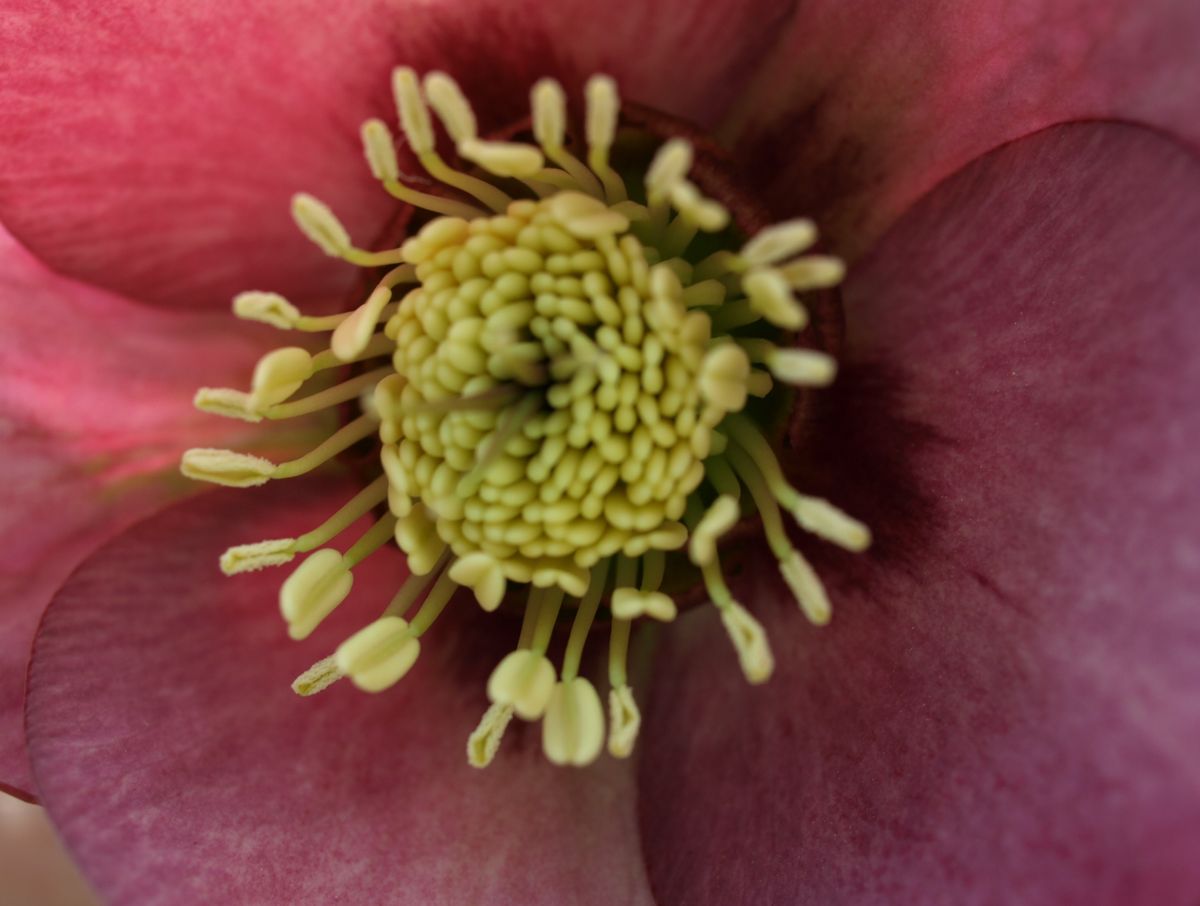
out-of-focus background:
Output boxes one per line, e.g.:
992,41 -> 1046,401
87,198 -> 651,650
0,796 -> 99,905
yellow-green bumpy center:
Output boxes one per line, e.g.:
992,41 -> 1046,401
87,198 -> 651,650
181,68 -> 871,769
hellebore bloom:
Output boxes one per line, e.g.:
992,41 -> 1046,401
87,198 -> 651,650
2,1 -> 1200,903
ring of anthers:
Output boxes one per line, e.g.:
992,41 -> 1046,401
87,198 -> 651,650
183,69 -> 870,768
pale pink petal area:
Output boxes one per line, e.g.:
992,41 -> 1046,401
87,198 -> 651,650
0,797 -> 99,906
638,124 -> 1200,904
0,0 -> 795,310
726,0 -> 1200,260
25,479 -> 654,905
0,224 -> 278,799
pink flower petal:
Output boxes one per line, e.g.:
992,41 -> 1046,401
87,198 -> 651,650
1,0 -> 796,310
0,225 -> 275,799
638,124 -> 1200,903
726,0 -> 1200,260
25,479 -> 653,904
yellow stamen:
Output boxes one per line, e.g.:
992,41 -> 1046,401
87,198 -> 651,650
187,68 -> 870,770
584,75 -> 627,203
336,616 -> 421,692
531,78 -> 605,196
607,684 -> 641,758
392,66 -> 512,213
468,702 -> 515,768
280,549 -> 354,641
291,655 -> 343,696
543,676 -> 605,766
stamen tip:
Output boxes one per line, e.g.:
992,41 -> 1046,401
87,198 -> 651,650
335,615 -> 420,692
291,655 -> 344,696
220,538 -> 296,575
180,448 -> 275,488
233,291 -> 300,329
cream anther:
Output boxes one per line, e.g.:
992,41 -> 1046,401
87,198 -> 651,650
779,254 -> 846,289
280,549 -> 353,640
668,180 -> 729,232
607,685 -> 641,758
468,702 -> 515,768
194,387 -> 261,423
720,602 -> 774,683
585,75 -> 619,157
779,549 -> 832,625
741,218 -> 818,266
611,588 -> 677,622
458,139 -> 545,178
487,649 -> 557,719
423,71 -> 477,144
336,615 -> 421,692
698,343 -> 752,414
789,495 -> 872,551
543,677 -> 605,766
250,346 -> 313,409
361,119 -> 401,182
180,448 -> 275,488
531,78 -> 567,149
291,193 -> 351,257
220,538 -> 296,575
645,139 -> 692,201
392,66 -> 436,154
545,191 -> 629,238
449,552 -> 508,611
233,291 -> 300,329
742,268 -> 808,330
767,348 -> 837,387
291,655 -> 344,696
689,494 -> 741,566
332,285 -> 392,361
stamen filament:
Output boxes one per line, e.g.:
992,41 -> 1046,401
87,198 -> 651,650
344,248 -> 407,268
530,586 -> 566,654
518,587 -> 546,650
386,550 -> 451,619
709,299 -> 764,333
406,566 -> 459,636
343,513 -> 399,569
272,414 -> 379,479
295,475 -> 390,552
382,177 -> 486,220
704,455 -> 742,500
584,75 -> 628,203
267,368 -> 391,420
608,617 -> 632,688
726,413 -> 870,551
560,558 -> 612,682
311,333 -> 394,371
640,550 -> 665,592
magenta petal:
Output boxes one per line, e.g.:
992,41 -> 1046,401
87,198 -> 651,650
1,0 -> 795,310
0,225 -> 273,799
638,123 -> 1200,904
728,0 -> 1200,259
26,480 -> 653,905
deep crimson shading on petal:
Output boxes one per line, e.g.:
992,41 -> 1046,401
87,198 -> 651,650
26,480 -> 653,905
638,124 -> 1200,904
0,0 -> 796,310
726,0 -> 1200,261
0,225 -> 273,800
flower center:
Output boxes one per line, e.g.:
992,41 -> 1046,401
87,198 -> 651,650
182,70 -> 869,767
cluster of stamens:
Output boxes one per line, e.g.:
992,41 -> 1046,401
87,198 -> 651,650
182,69 -> 869,767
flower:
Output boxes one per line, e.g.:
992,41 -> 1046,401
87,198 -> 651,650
2,1 -> 1199,904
